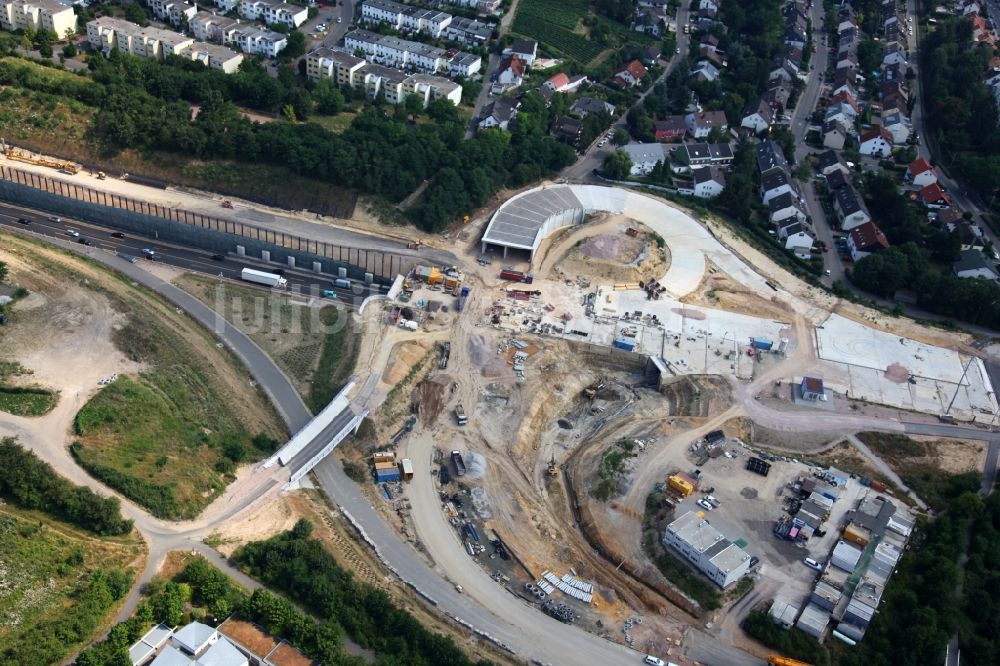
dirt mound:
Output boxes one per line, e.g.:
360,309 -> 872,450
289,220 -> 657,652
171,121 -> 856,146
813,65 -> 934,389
382,340 -> 429,384
468,334 -> 493,368
413,376 -> 449,425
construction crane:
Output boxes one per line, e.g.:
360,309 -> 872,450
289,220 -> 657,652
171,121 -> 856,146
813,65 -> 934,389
768,656 -> 814,666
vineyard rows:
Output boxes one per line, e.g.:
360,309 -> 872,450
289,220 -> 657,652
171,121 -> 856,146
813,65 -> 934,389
512,0 -> 606,65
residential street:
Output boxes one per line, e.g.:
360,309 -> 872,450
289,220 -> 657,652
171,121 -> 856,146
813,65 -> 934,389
467,0 -> 522,138
561,0 -> 693,181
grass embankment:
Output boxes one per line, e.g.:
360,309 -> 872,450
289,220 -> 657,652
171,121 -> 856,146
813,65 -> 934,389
0,506 -> 140,666
591,439 -> 638,501
0,237 -> 290,520
0,361 -> 58,417
857,432 -> 983,508
174,275 -> 359,411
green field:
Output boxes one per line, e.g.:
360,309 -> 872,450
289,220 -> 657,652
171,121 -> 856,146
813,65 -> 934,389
0,506 -> 140,666
174,275 -> 360,412
0,361 -> 57,416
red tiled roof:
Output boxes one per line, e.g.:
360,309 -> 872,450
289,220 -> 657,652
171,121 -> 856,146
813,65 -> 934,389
908,157 -> 933,176
921,182 -> 950,203
499,56 -> 526,78
546,72 -> 570,90
860,127 -> 891,144
849,222 -> 890,252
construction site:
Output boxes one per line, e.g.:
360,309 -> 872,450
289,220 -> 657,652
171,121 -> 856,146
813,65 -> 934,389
335,183 -> 999,665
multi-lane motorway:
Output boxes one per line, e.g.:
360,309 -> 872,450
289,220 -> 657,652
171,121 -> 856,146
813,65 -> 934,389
0,202 -> 382,305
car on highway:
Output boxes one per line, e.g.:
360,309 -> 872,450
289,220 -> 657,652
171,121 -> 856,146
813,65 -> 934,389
77,237 -> 93,246
321,289 -> 338,298
211,254 -> 225,261
141,248 -> 156,258
66,229 -> 80,237
48,216 -> 62,223
17,217 -> 30,225
111,231 -> 126,239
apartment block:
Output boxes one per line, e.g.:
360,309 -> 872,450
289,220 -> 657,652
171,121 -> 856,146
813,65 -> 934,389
189,11 -> 240,43
86,17 -> 242,72
305,47 -> 462,107
344,28 -> 480,77
146,0 -> 197,27
1,0 -> 76,38
239,0 -> 307,28
361,0 -> 452,38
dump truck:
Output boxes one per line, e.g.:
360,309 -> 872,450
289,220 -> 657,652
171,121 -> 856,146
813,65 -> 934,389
438,342 -> 451,369
456,286 -> 470,311
451,450 -> 466,476
455,404 -> 468,426
241,268 -> 287,288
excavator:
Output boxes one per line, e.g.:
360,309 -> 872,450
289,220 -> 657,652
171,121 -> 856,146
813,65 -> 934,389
768,656 -> 813,666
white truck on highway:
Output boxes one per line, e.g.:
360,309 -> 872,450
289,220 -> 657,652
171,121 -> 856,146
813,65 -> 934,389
241,267 -> 287,288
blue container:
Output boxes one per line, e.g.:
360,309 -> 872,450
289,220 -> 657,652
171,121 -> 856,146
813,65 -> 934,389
614,337 -> 636,351
376,469 -> 401,482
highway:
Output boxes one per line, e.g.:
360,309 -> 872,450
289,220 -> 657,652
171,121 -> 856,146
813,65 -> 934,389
0,203 -> 383,306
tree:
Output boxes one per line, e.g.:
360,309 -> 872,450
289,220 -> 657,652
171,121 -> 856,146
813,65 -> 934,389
612,127 -> 629,146
602,150 -> 632,180
282,31 -> 306,60
62,43 -> 77,58
39,42 -> 53,58
0,261 -> 7,283
313,80 -> 344,115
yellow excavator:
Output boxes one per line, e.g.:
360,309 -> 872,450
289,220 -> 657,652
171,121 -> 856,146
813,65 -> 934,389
768,656 -> 813,666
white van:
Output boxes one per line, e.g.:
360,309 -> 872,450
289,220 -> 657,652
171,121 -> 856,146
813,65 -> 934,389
804,557 -> 824,571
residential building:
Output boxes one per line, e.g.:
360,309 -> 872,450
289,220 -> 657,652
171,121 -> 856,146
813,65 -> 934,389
550,115 -> 582,143
654,116 -> 687,141
360,0 -> 453,38
882,111 -> 911,144
881,40 -> 907,67
358,62 -> 409,103
306,47 -> 366,85
760,169 -> 795,205
543,72 -> 587,93
150,621 -> 248,666
633,6 -> 667,36
129,624 -> 173,665
509,38 -> 537,66
859,127 -> 893,157
402,72 -> 462,105
212,0 -> 239,11
826,169 -> 850,192
478,97 -> 520,130
185,41 -> 244,73
662,511 -> 752,588
680,142 -> 733,167
822,120 -> 848,150
571,96 -> 615,118
239,0 -> 308,28
834,185 -> 871,230
443,16 -> 493,46
692,166 -> 726,198
621,142 -> 667,175
756,138 -> 789,175
741,98 -> 773,133
233,26 -> 287,57
1,0 -> 75,36
769,191 -> 806,224
690,59 -> 720,82
686,110 -> 728,139
817,149 -> 849,177
495,55 -> 526,88
763,83 -> 791,110
953,249 -> 998,280
905,157 -> 937,187
920,182 -> 951,209
146,0 -> 197,27
189,12 -> 239,44
779,220 -> 815,257
87,17 -> 194,61
847,221 -> 889,261
344,29 -> 480,77
613,59 -> 648,87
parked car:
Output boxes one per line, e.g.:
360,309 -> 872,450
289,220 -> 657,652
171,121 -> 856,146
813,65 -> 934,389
804,557 -> 824,571
697,498 -> 714,511
644,657 -> 665,666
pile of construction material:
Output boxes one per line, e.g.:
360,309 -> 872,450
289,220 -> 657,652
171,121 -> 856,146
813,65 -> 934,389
541,570 -> 594,603
541,600 -> 576,624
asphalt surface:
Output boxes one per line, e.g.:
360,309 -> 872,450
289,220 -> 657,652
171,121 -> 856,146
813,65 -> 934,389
0,203 -> 383,306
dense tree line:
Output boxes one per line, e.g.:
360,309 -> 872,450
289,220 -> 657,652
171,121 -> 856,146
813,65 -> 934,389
849,172 -> 1000,327
921,17 -> 1000,198
0,51 -> 575,232
0,437 -> 133,535
239,519 -> 493,666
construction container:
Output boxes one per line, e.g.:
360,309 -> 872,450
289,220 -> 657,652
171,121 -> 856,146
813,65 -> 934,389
843,523 -> 871,547
668,475 -> 694,497
399,458 -> 414,481
613,337 -> 636,351
414,265 -> 443,284
750,337 -> 774,351
373,451 -> 395,464
376,467 -> 402,482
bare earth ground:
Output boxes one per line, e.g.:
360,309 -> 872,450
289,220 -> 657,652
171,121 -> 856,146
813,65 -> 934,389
534,214 -> 671,283
681,260 -> 795,321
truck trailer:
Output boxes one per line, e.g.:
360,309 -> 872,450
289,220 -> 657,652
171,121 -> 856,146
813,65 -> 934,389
451,450 -> 467,476
241,267 -> 288,288
499,268 -> 534,284
455,404 -> 468,425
